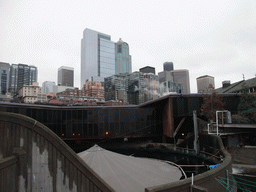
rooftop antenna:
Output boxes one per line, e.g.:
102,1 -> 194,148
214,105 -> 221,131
242,74 -> 245,80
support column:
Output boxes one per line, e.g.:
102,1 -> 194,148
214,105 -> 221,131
163,97 -> 174,140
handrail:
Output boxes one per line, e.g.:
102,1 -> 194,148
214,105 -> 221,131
0,155 -> 18,170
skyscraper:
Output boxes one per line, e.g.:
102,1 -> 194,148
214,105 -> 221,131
196,75 -> 215,93
9,64 -> 37,95
58,66 -> 74,87
81,28 -> 115,86
115,38 -> 131,74
163,62 -> 174,71
170,69 -> 190,94
0,62 -> 10,94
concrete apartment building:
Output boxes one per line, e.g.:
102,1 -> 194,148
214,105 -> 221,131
18,82 -> 47,103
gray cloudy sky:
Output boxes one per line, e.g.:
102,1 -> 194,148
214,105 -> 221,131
0,0 -> 256,93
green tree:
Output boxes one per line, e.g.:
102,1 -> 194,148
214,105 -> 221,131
200,91 -> 225,122
232,84 -> 256,123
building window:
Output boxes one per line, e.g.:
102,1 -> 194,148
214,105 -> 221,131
118,45 -> 122,53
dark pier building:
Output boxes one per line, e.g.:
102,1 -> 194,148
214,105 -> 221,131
0,94 -> 240,143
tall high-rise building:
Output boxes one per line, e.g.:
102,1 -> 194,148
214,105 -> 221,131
81,28 -> 115,86
170,69 -> 190,94
196,75 -> 215,93
9,64 -> 37,95
115,38 -> 132,74
163,62 -> 174,71
58,66 -> 74,87
0,62 -> 10,95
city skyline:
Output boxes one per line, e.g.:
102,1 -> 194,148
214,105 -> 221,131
1,0 -> 256,93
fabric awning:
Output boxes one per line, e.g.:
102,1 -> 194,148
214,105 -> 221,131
78,145 -> 182,192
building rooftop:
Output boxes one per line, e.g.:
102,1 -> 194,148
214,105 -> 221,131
215,77 -> 256,93
196,75 -> 214,79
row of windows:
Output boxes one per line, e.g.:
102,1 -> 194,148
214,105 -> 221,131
1,106 -> 162,138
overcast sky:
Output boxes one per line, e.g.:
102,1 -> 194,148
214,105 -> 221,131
1,0 -> 256,93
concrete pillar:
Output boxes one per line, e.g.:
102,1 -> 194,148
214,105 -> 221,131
163,97 -> 174,138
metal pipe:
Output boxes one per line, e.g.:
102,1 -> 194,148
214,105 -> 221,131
179,165 -> 208,168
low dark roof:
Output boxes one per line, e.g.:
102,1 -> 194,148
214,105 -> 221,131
215,77 -> 256,93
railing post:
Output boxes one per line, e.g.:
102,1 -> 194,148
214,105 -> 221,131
12,148 -> 26,175
193,110 -> 199,154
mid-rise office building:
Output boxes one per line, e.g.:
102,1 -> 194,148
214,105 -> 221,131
158,71 -> 173,83
105,72 -> 159,105
58,66 -> 74,87
139,66 -> 155,74
115,38 -> 132,74
56,88 -> 86,98
104,73 -> 129,102
82,81 -> 105,99
81,28 -> 115,85
42,81 -> 56,93
160,81 -> 184,94
0,62 -> 10,94
9,64 -> 37,95
158,64 -> 187,94
52,85 -> 74,94
196,75 -> 215,93
170,69 -> 190,94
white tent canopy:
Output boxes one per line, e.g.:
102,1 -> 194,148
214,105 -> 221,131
78,145 -> 182,192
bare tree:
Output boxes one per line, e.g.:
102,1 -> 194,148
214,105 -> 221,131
200,91 -> 225,122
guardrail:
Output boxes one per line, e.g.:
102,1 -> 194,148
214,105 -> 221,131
145,134 -> 234,192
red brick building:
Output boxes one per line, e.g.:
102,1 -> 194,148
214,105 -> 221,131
82,81 -> 104,99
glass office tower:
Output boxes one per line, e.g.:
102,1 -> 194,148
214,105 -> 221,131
115,38 -> 131,74
81,28 -> 115,86
9,64 -> 37,95
0,62 -> 10,94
